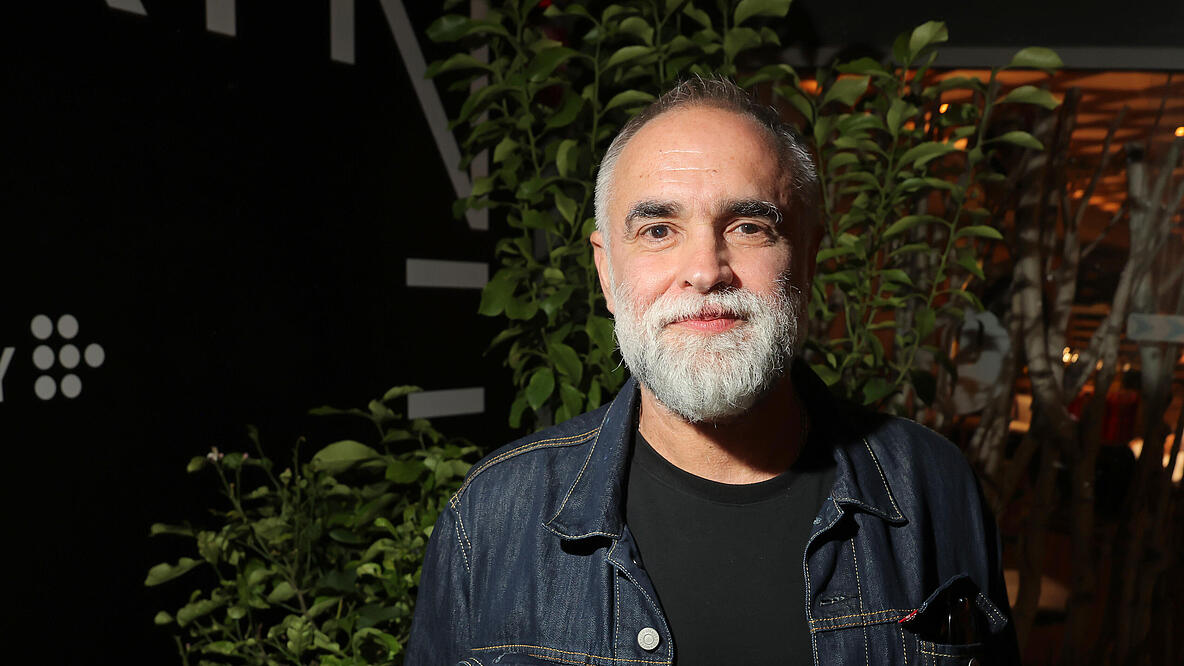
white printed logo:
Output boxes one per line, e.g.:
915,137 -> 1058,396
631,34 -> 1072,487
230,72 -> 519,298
29,314 -> 106,400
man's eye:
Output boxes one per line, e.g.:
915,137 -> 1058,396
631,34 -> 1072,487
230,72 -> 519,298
736,223 -> 764,234
643,225 -> 670,239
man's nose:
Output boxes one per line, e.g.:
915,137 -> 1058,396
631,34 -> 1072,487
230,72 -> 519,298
681,235 -> 734,293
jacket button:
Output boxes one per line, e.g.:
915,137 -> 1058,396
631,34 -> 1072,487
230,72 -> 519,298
637,627 -> 660,651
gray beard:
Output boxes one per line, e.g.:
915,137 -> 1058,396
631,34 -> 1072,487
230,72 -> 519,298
610,275 -> 802,423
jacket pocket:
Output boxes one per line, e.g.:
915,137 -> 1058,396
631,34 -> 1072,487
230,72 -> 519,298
901,574 -> 1009,665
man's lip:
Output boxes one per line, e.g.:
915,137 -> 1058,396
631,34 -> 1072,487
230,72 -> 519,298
668,314 -> 743,332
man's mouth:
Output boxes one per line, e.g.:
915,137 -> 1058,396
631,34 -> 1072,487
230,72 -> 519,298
668,307 -> 745,333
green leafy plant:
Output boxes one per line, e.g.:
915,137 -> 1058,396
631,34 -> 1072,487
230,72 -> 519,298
428,0 -> 793,430
770,23 -> 1062,414
146,387 -> 478,665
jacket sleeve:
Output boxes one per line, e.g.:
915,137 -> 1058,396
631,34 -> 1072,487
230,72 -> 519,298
405,502 -> 472,665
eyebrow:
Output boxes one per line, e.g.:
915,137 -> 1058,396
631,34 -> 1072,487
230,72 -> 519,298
624,200 -> 682,235
723,199 -> 784,226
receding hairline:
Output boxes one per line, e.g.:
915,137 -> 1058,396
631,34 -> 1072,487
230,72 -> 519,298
593,78 -> 820,248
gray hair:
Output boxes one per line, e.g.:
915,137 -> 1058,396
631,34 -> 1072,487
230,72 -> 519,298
593,76 -> 820,244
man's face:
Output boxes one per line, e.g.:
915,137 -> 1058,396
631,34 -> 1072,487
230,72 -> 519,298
591,106 -> 818,422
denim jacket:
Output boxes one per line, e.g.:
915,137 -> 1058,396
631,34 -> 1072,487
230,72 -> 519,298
406,369 -> 1018,665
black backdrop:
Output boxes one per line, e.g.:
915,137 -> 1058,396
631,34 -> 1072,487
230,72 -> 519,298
3,1 -> 1181,664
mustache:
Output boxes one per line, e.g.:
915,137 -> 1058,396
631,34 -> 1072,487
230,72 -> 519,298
643,289 -> 780,329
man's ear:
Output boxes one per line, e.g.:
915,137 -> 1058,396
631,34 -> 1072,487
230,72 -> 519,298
590,229 -> 615,314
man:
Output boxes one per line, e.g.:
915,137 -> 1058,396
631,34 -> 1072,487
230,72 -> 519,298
407,78 -> 1017,665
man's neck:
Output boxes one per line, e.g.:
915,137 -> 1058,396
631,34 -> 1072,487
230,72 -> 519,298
637,375 -> 806,484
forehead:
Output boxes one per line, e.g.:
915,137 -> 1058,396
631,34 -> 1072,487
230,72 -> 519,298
610,106 -> 786,214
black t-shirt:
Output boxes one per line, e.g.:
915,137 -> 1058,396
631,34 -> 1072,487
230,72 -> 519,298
624,426 -> 836,665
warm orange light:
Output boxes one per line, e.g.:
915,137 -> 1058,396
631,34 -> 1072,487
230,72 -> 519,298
1176,126 -> 1184,137
1072,189 -> 1085,198
939,103 -> 950,114
954,138 -> 969,150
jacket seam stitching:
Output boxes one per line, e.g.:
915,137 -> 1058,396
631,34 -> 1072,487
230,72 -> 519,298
861,438 -> 903,519
453,428 -> 601,502
448,501 -> 472,574
809,608 -> 913,624
472,644 -> 670,664
547,406 -> 616,524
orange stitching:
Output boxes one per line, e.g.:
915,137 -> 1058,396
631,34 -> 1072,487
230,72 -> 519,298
472,644 -> 670,664
898,623 -> 908,663
454,428 -> 601,500
809,608 -> 913,624
920,646 -> 981,658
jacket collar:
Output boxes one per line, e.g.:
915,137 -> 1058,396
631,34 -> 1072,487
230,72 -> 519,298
542,376 -> 639,540
542,365 -> 906,540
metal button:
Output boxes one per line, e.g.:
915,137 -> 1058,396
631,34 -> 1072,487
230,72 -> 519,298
967,659 -> 981,666
637,627 -> 660,651
812,517 -> 822,525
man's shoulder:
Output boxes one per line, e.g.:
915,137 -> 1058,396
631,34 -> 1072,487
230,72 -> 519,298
857,414 -> 984,501
449,403 -> 612,508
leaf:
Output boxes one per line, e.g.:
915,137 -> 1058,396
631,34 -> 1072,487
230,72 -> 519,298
493,136 -> 518,164
990,130 -> 1043,150
425,14 -> 469,42
897,141 -> 956,168
556,139 -> 578,177
998,85 -> 1060,110
144,557 -> 201,586
555,190 -> 578,223
734,0 -> 792,25
821,76 -> 869,107
311,440 -> 379,473
738,63 -> 797,88
505,295 -> 539,321
831,60 -> 883,81
478,269 -> 519,316
618,16 -> 654,44
386,459 -> 422,484
549,342 -> 584,384
526,47 -> 577,82
267,581 -> 296,604
603,89 -> 656,112
425,53 -> 490,78
886,98 -> 915,137
682,4 -> 712,28
604,45 -> 653,70
150,523 -> 194,538
955,225 -> 1004,241
546,89 -> 584,129
883,214 -> 944,238
382,385 -> 422,401
540,285 -> 575,321
724,27 -> 763,61
861,377 -> 894,405
957,254 -> 986,279
810,363 -> 840,386
509,395 -> 529,428
586,315 -> 616,353
907,21 -> 948,59
153,611 -> 173,625
1007,46 -> 1063,72
526,368 -> 556,411
916,307 -> 936,340
880,269 -> 913,285
176,597 -> 225,627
